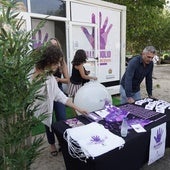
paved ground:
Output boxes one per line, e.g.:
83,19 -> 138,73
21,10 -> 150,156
31,64 -> 170,170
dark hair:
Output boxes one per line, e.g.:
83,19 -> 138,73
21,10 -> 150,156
36,45 -> 63,70
72,49 -> 87,66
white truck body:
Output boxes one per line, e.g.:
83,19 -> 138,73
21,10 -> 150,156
17,0 -> 126,95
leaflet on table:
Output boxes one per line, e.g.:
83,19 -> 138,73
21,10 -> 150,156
84,112 -> 103,122
84,109 -> 110,122
135,98 -> 153,105
135,98 -> 170,114
65,118 -> 84,127
131,124 -> 146,133
94,109 -> 110,118
144,100 -> 170,113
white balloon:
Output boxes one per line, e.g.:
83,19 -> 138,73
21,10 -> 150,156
74,81 -> 112,114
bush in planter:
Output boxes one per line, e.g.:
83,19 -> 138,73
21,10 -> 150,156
161,54 -> 170,64
0,1 -> 47,169
164,54 -> 170,60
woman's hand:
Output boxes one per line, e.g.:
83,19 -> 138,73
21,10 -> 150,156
93,77 -> 97,80
66,98 -> 88,115
76,108 -> 88,115
55,76 -> 60,82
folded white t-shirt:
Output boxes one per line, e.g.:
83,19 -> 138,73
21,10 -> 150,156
64,122 -> 125,160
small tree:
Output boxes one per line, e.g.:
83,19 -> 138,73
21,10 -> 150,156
0,0 -> 46,169
106,0 -> 170,54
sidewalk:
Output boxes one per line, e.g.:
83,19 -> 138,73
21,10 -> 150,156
30,134 -> 66,170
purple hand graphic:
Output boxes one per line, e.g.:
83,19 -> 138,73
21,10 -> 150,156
81,12 -> 113,49
32,29 -> 48,49
154,128 -> 163,143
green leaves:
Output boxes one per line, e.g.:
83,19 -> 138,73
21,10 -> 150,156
0,1 -> 46,169
105,0 -> 170,53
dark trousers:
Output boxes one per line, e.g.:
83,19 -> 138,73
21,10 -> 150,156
45,100 -> 66,144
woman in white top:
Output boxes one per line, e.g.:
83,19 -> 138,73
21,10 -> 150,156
30,45 -> 87,155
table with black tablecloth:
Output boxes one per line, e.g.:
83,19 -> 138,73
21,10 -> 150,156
53,104 -> 170,170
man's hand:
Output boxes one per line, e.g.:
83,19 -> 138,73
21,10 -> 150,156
127,97 -> 135,104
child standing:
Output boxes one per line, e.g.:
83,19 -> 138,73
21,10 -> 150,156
67,49 -> 97,98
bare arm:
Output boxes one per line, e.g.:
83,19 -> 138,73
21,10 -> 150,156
56,60 -> 70,84
76,64 -> 97,80
65,98 -> 87,115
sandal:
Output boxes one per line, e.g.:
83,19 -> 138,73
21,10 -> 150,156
51,150 -> 58,156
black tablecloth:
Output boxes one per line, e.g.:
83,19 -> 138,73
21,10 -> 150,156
53,106 -> 170,170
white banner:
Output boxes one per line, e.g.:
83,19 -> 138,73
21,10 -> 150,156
148,122 -> 166,165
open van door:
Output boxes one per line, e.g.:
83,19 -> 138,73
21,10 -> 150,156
68,21 -> 98,78
69,1 -> 126,95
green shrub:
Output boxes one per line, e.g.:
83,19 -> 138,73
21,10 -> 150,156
0,1 -> 46,169
164,54 -> 170,60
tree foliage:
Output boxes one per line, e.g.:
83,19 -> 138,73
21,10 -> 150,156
0,0 -> 47,169
106,0 -> 170,54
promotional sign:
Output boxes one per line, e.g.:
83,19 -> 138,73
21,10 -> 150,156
31,19 -> 55,45
20,0 -> 126,95
148,122 -> 166,165
71,2 -> 121,83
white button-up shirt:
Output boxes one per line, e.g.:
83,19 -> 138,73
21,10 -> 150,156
29,68 -> 68,128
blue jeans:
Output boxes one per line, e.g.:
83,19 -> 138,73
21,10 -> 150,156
120,85 -> 141,104
45,87 -> 66,145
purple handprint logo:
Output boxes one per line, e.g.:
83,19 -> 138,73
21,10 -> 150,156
89,135 -> 107,146
154,128 -> 163,143
81,12 -> 113,50
32,29 -> 48,49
